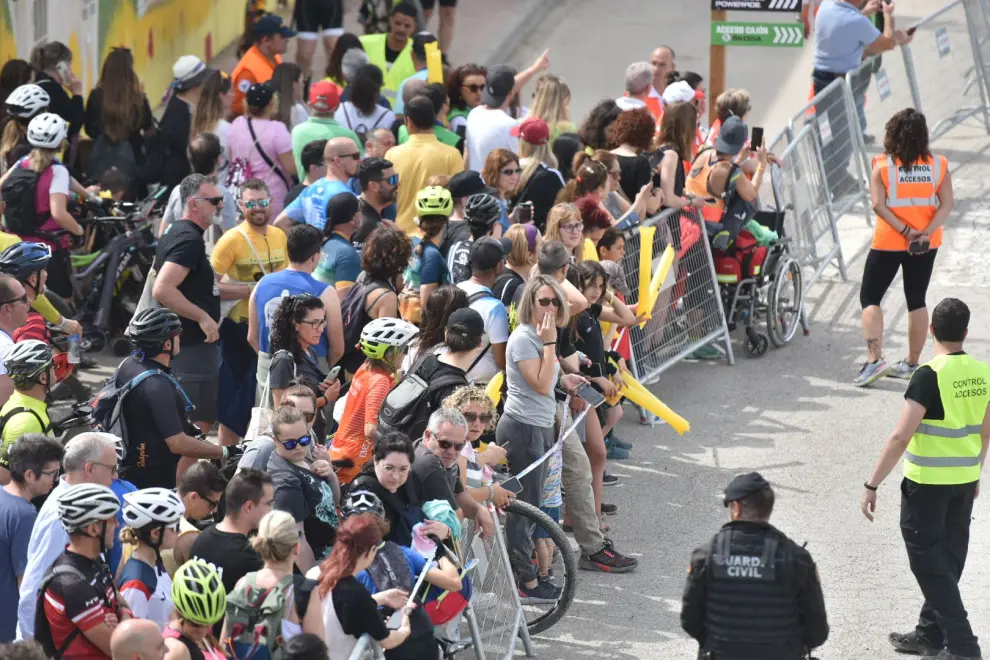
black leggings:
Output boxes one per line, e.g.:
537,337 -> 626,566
859,248 -> 938,312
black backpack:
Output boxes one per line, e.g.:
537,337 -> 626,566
0,165 -> 46,234
376,354 -> 470,442
85,135 -> 139,191
339,274 -> 395,372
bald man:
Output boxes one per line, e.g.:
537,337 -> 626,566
110,619 -> 166,660
275,136 -> 360,231
651,46 -> 676,95
365,128 -> 397,159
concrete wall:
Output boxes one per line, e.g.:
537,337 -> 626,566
1,0 -> 245,102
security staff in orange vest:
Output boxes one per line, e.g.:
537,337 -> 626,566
862,297 -> 990,660
231,14 -> 296,117
855,108 -> 954,388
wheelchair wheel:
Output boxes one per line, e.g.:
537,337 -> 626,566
766,256 -> 804,348
744,331 -> 769,358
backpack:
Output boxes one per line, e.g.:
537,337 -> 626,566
223,573 -> 295,660
342,104 -> 388,145
376,355 -> 469,442
339,274 -> 394,372
34,564 -> 106,660
90,365 -> 189,461
447,238 -> 473,285
1,164 -> 53,234
86,135 -> 139,190
0,406 -> 50,469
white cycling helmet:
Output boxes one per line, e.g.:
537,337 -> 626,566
27,112 -> 68,149
58,483 -> 121,532
5,84 -> 50,120
123,487 -> 186,529
359,317 -> 419,360
3,339 -> 55,383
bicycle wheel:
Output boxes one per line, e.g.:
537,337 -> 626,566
502,500 -> 577,635
766,255 -> 804,348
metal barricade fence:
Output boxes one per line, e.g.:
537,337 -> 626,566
347,635 -> 386,660
786,77 -> 874,226
619,209 -> 735,391
453,509 -> 536,660
773,127 -> 848,291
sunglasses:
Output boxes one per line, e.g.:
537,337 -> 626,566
437,439 -> 467,452
243,198 -> 271,209
382,174 -> 399,186
463,83 -> 484,93
501,167 -> 522,176
193,196 -> 224,207
0,293 -> 28,306
374,541 -> 386,551
537,297 -> 562,308
337,152 -> 362,161
279,435 -> 313,451
462,411 -> 493,424
560,222 -> 584,233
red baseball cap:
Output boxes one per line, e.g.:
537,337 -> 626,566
309,80 -> 342,112
510,117 -> 550,145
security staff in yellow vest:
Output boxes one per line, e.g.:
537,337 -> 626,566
682,473 -> 829,660
862,297 -> 990,660
359,2 -> 418,102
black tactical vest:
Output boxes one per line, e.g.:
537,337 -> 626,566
703,523 -> 803,659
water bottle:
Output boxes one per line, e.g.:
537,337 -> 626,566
68,333 -> 81,364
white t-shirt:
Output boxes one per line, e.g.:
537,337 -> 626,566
291,102 -> 311,129
465,105 -> 520,172
0,329 -> 14,376
455,280 -> 509,384
334,102 -> 395,141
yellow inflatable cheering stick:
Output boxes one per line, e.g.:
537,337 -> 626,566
635,226 -> 656,319
605,357 -> 690,435
486,371 -> 504,408
425,42 -> 444,84
639,245 -> 676,328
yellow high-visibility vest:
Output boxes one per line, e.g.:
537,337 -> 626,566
904,353 -> 990,485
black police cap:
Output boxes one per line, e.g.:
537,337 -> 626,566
723,472 -> 771,506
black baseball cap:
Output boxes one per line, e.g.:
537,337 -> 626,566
246,82 -> 275,110
723,472 -> 771,505
482,65 -> 516,107
470,236 -> 512,271
412,32 -> 439,59
326,193 -> 360,228
254,14 -> 297,38
446,308 -> 485,339
448,170 -> 495,199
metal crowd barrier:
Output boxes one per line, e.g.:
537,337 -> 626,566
347,634 -> 385,660
619,208 -> 735,393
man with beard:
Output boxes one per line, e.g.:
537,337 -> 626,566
210,179 -> 288,446
351,158 -> 399,250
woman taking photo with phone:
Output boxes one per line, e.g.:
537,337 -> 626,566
855,108 -> 952,387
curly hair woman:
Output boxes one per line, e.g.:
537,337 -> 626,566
447,64 -> 487,138
579,99 -> 622,150
608,107 -> 657,202
269,294 -> 341,431
855,108 -> 953,387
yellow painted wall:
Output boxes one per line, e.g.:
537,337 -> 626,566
1,0 -> 245,103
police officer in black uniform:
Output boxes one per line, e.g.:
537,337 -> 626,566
681,472 -> 829,659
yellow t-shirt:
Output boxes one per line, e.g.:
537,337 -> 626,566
0,233 -> 61,324
384,134 -> 465,235
0,390 -> 51,466
210,222 -> 288,322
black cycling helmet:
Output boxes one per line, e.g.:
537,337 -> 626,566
464,193 -> 502,227
341,490 -> 386,520
0,242 -> 52,282
125,307 -> 182,353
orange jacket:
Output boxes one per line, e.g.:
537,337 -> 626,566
231,45 -> 282,116
873,153 -> 947,250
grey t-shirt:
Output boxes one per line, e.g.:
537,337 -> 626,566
503,324 -> 558,428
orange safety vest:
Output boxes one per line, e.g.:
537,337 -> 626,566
644,95 -> 664,124
873,153 -> 947,251
231,45 -> 282,116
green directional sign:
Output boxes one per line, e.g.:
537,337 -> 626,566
711,21 -> 805,47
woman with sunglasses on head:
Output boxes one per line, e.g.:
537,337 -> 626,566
331,317 -> 418,485
497,274 -> 586,599
269,294 -> 341,438
117,488 -> 185,628
267,405 -> 339,572
492,224 -> 542,319
481,148 -> 520,233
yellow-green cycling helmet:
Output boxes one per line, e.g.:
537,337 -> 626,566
415,185 -> 453,219
171,559 -> 227,626
360,317 -> 419,360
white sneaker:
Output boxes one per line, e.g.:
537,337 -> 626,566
887,359 -> 919,380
